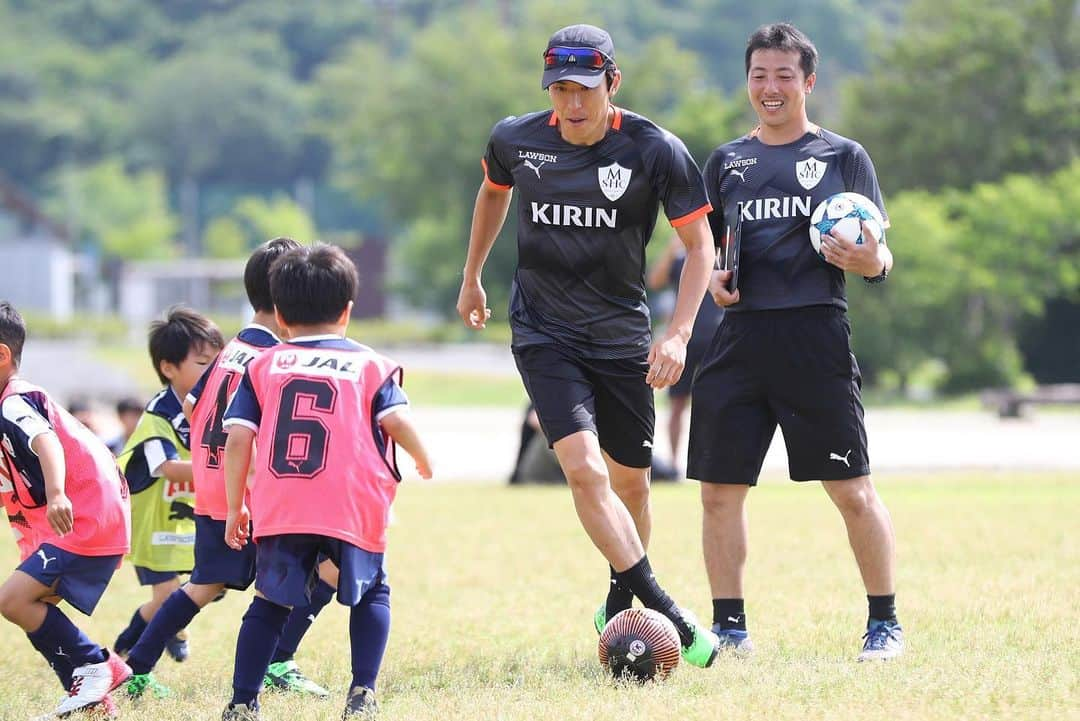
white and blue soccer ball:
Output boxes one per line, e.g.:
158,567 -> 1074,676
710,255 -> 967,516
808,192 -> 886,259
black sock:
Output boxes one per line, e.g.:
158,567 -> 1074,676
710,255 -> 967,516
272,579 -> 335,664
867,594 -> 897,625
605,566 -> 633,622
115,608 -> 148,653
613,556 -> 693,646
712,598 -> 746,632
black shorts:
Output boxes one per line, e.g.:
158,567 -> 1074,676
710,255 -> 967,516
513,344 -> 654,468
687,306 -> 869,485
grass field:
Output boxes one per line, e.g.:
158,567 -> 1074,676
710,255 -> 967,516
2,471 -> 1077,721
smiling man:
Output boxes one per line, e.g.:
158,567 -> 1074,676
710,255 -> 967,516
688,23 -> 902,661
456,24 -> 720,667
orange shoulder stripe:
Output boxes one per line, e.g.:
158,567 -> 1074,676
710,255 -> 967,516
481,158 -> 512,191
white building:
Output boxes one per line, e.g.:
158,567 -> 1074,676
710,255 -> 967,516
0,177 -> 74,319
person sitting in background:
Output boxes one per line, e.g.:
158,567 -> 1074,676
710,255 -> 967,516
108,397 -> 144,456
68,399 -> 101,438
508,404 -> 565,485
647,236 -> 725,477
508,402 -> 679,485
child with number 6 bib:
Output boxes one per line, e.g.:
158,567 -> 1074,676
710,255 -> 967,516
219,244 -> 433,720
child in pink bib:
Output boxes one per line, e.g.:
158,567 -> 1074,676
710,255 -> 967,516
0,301 -> 132,717
219,244 -> 432,720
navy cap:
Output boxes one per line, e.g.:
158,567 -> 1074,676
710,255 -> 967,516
541,24 -> 615,90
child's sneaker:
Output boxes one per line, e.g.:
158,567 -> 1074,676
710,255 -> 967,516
221,702 -> 260,721
54,651 -> 132,716
857,620 -> 904,661
164,631 -> 189,662
264,660 -> 330,697
125,672 -> 172,699
342,686 -> 377,719
74,694 -> 118,720
95,694 -> 118,720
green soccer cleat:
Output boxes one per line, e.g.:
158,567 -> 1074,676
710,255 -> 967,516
679,614 -> 721,668
593,603 -> 607,635
263,660 -> 330,698
125,672 -> 171,700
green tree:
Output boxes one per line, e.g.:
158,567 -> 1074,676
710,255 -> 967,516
203,195 -> 317,258
232,195 -> 317,246
315,9 -> 534,312
48,159 -> 178,259
202,217 -> 248,259
130,52 -> 305,184
0,4 -> 145,185
849,160 -> 1080,392
942,161 -> 1080,389
604,0 -> 878,97
847,191 -> 966,389
844,0 -> 1078,192
662,87 -> 749,166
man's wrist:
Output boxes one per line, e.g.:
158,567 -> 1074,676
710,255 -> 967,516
664,324 -> 692,344
864,257 -> 889,283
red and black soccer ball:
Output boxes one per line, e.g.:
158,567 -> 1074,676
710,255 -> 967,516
598,608 -> 681,682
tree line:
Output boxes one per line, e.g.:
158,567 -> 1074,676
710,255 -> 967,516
0,0 -> 1076,391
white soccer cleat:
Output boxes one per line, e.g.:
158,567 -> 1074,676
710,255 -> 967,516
53,651 -> 132,716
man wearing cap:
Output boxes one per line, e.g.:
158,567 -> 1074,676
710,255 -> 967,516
456,23 -> 720,667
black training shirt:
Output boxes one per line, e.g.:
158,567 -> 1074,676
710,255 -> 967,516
483,107 -> 711,358
702,127 -> 888,313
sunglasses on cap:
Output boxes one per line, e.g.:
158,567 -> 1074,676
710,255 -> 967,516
543,46 -> 613,70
